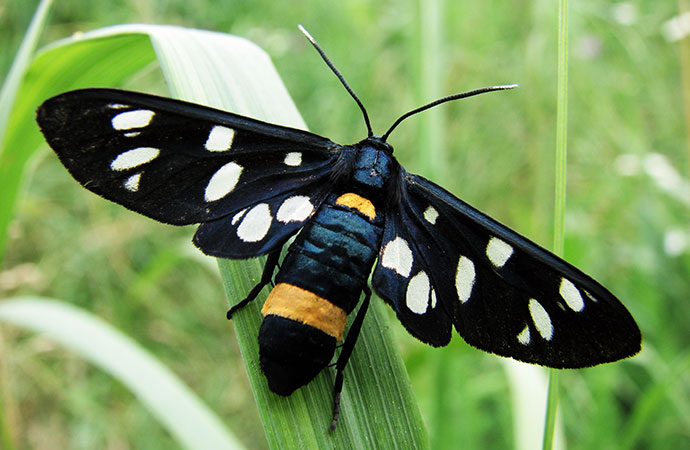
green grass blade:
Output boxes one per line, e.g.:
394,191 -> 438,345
0,29 -> 156,264
0,0 -> 53,147
503,360 -> 564,450
0,297 -> 243,450
543,0 -> 569,448
0,0 -> 53,264
416,2 -> 451,448
417,0 -> 444,180
0,3 -> 55,447
619,353 -> 690,450
552,0 -> 569,257
542,368 -> 560,450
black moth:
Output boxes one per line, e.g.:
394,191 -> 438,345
36,26 -> 641,429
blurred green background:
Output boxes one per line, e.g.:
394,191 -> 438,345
1,0 -> 688,448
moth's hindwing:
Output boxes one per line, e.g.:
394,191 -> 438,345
372,171 -> 641,368
193,183 -> 334,258
36,88 -> 337,230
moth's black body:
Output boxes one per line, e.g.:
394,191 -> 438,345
258,139 -> 390,395
36,30 -> 641,429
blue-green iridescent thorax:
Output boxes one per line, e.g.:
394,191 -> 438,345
350,136 -> 395,191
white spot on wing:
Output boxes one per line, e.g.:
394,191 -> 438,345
423,206 -> 439,224
205,162 -> 243,202
284,152 -> 302,166
381,236 -> 413,277
486,237 -> 513,268
110,147 -> 160,171
112,109 -> 154,130
430,288 -> 437,309
205,126 -> 235,151
455,256 -> 475,303
406,271 -> 431,314
529,299 -> 553,341
559,278 -> 585,312
231,208 -> 248,225
584,290 -> 598,303
517,325 -> 531,345
236,203 -> 272,242
276,196 -> 314,223
123,173 -> 142,192
108,103 -> 128,109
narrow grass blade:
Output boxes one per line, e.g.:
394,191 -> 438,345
544,0 -> 570,448
417,0 -> 444,179
502,360 -> 564,450
0,297 -> 243,450
0,3 -> 55,447
0,0 -> 54,263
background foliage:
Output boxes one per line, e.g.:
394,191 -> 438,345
1,0 -> 688,448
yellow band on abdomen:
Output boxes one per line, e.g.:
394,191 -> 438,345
262,283 -> 347,340
335,192 -> 376,220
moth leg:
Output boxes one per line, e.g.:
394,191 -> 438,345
268,259 -> 282,288
226,249 -> 282,319
330,284 -> 371,431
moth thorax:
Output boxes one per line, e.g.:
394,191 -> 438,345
258,283 -> 346,395
352,146 -> 394,190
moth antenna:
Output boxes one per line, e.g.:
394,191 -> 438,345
299,25 -> 374,137
381,84 -> 518,142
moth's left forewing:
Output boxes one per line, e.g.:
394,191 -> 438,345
37,89 -> 337,225
375,171 -> 641,368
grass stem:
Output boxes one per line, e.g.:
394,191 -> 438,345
543,0 -> 569,448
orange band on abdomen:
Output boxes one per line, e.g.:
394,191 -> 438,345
335,192 -> 376,220
262,283 -> 347,340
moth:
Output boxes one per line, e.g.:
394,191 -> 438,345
36,26 -> 641,429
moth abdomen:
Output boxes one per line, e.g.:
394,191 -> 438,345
259,308 -> 338,396
258,190 -> 384,394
